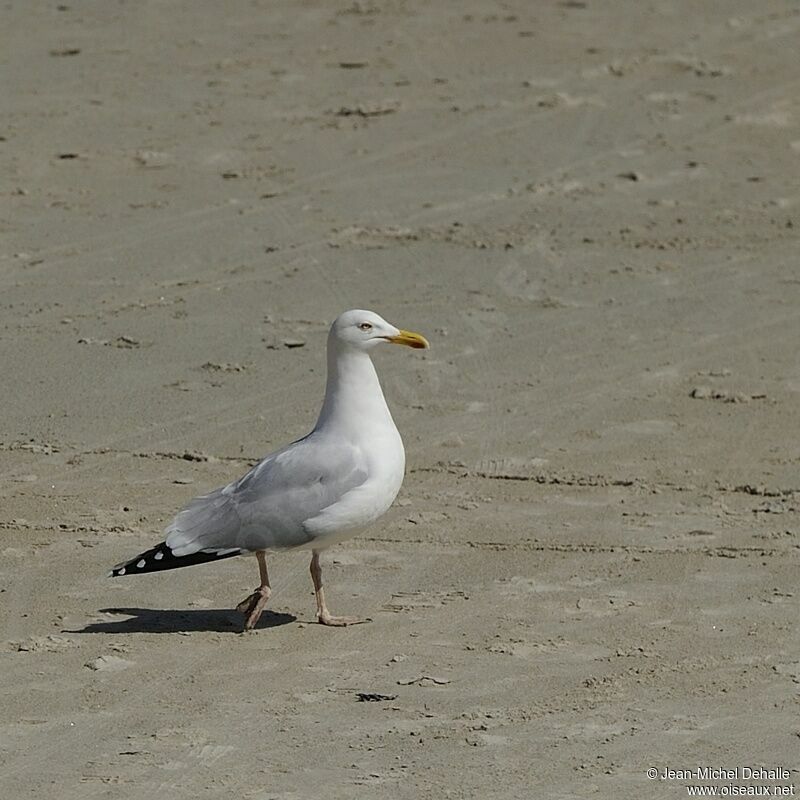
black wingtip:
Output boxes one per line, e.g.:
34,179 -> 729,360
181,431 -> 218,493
110,542 -> 243,577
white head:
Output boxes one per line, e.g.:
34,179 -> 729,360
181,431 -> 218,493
329,309 -> 429,352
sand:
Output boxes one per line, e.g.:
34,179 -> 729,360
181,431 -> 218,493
2,1 -> 799,797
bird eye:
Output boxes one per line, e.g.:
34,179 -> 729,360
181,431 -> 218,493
358,322 -> 373,331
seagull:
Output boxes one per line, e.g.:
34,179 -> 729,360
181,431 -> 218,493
110,309 -> 429,630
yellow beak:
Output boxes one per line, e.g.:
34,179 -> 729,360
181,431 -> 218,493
385,329 -> 430,349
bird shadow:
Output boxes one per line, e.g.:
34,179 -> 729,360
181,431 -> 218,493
68,607 -> 296,635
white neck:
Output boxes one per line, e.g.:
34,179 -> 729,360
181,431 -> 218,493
314,339 -> 395,435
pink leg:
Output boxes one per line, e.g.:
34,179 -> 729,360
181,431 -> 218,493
236,551 -> 271,631
309,550 -> 369,627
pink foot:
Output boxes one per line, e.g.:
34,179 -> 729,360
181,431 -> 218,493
317,612 -> 371,627
236,587 -> 271,631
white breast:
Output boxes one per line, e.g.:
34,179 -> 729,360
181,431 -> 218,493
302,425 -> 405,547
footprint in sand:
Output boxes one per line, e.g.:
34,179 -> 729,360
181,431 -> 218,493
85,654 -> 135,672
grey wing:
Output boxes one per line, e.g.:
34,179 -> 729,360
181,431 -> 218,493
165,433 -> 368,556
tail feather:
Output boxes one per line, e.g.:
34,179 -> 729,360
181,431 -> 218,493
165,487 -> 241,557
109,542 -> 242,577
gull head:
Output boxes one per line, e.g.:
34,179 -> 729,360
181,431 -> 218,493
330,309 -> 429,352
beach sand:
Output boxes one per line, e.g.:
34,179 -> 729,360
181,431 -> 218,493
1,1 -> 799,797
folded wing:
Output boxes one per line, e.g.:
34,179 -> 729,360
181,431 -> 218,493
165,433 -> 368,556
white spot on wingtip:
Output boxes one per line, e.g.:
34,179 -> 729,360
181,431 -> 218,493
118,567 -> 126,576
136,559 -> 146,569
154,551 -> 164,560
